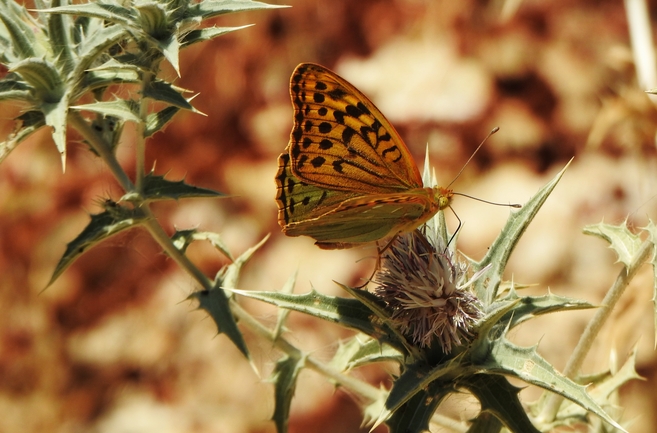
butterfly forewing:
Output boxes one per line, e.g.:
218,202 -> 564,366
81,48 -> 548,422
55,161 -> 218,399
288,63 -> 423,194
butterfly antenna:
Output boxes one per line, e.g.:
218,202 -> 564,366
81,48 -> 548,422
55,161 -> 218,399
446,126 -> 500,190
452,192 -> 522,208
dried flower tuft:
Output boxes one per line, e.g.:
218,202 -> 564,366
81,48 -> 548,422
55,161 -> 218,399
374,230 -> 484,352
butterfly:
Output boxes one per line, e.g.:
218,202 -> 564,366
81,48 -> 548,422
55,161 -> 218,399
275,63 -> 453,250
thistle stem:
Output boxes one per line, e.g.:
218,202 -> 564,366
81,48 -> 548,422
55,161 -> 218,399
538,238 -> 653,422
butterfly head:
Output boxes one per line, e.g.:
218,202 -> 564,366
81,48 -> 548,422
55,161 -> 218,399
434,187 -> 454,210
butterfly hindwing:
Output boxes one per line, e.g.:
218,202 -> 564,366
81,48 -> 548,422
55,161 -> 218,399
275,153 -> 357,227
282,189 -> 439,249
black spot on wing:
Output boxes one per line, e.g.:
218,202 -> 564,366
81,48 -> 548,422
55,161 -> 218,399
328,87 -> 347,100
291,143 -> 301,159
342,127 -> 356,144
318,122 -> 332,133
286,178 -> 295,194
360,125 -> 372,145
381,145 -> 402,162
345,104 -> 362,118
292,127 -> 302,143
311,156 -> 326,168
317,190 -> 328,206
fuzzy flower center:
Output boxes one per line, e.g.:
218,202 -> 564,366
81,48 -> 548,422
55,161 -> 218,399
374,230 -> 483,352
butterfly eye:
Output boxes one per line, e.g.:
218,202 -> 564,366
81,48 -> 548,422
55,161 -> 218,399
437,193 -> 452,210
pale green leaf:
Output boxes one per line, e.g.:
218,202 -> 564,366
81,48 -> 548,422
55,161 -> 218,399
583,221 -> 642,268
271,354 -> 305,433
475,159 -> 572,304
71,100 -> 140,122
642,220 -> 657,347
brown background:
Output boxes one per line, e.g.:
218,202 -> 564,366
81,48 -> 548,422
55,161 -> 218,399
1,0 -> 656,431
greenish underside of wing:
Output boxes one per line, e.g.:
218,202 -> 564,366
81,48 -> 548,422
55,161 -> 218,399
276,153 -> 358,225
284,193 -> 433,246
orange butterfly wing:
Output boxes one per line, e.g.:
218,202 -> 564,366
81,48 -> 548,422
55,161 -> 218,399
287,63 -> 423,193
274,63 -> 454,249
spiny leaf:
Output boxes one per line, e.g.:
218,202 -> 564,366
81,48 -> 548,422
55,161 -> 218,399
498,289 -> 596,329
144,80 -> 198,112
144,106 -> 180,137
73,24 -> 129,81
583,221 -> 642,268
642,220 -> 657,347
47,0 -> 74,75
375,374 -> 451,433
43,97 -> 69,170
475,159 -> 572,305
82,62 -> 141,91
171,229 -> 233,261
0,7 -> 37,59
0,111 -> 45,164
189,284 -> 249,359
188,0 -> 289,20
171,229 -> 231,258
11,58 -> 62,100
49,202 -> 147,285
40,3 -> 137,27
273,271 -> 297,340
378,357 -> 462,426
331,337 -> 403,371
230,288 -> 405,351
480,338 -> 625,432
270,354 -> 305,433
555,345 -> 643,426
216,235 -> 269,290
71,100 -> 140,123
180,25 -> 252,47
0,77 -> 33,101
121,172 -> 226,202
461,375 -> 540,433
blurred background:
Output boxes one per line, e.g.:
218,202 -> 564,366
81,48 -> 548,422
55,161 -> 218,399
1,0 -> 656,431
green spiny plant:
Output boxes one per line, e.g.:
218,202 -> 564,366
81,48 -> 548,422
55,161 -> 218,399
0,0 -> 284,363
1,1 -> 655,433
230,156 -> 653,432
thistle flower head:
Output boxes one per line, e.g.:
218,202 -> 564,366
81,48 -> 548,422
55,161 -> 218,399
374,230 -> 484,352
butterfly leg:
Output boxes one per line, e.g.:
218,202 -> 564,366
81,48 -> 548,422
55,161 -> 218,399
353,238 -> 393,289
446,205 -> 462,250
